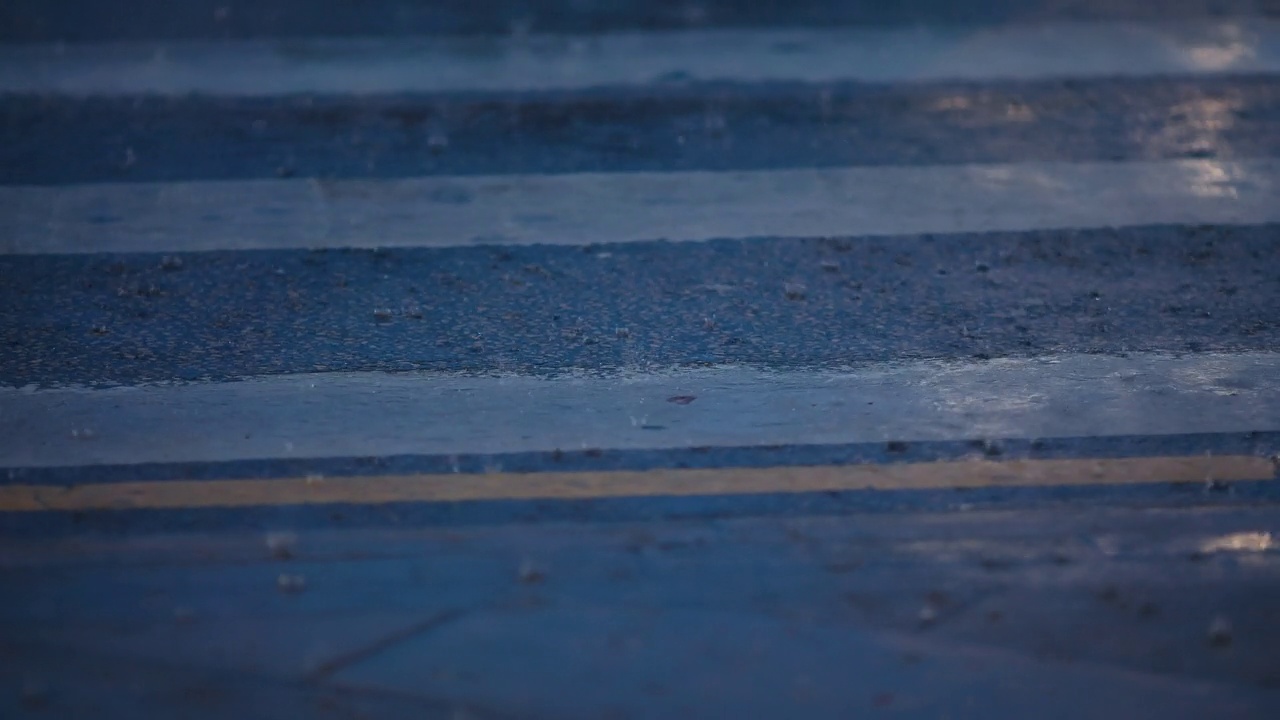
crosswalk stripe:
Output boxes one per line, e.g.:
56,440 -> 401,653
2,21 -> 1277,96
2,17 -> 1278,500
3,158 -> 1276,254
4,352 -> 1278,469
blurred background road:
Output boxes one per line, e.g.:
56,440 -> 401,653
2,2 -> 1279,718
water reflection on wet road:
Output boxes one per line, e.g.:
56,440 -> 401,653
2,2 -> 1279,718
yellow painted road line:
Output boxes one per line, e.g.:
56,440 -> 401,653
0,456 -> 1273,513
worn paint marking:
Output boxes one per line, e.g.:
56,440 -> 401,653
0,456 -> 1271,512
3,21 -> 1279,96
5,353 -> 1279,468
4,159 -> 1277,254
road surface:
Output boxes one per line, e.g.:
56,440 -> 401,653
2,2 -> 1279,718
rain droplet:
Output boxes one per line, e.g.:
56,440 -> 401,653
1204,478 -> 1230,494
277,574 -> 307,594
265,531 -> 298,560
508,17 -> 532,38
1207,615 -> 1233,646
681,3 -> 709,24
452,706 -> 480,720
518,560 -> 545,584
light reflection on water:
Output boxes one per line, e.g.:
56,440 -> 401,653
1183,22 -> 1257,71
1185,159 -> 1243,199
1200,531 -> 1275,554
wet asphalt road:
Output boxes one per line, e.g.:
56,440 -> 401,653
2,2 -> 1280,718
5,77 -> 1280,185
4,225 -> 1280,386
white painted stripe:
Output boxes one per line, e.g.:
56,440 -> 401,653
1,21 -> 1278,95
2,159 -> 1277,255
2,352 -> 1277,468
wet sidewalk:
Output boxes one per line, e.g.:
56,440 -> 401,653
4,502 -> 1279,718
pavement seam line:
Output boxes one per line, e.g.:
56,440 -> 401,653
302,608 -> 470,683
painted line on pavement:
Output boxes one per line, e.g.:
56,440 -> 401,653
2,159 -> 1277,254
1,21 -> 1278,96
1,455 -> 1273,512
4,352 -> 1279,469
